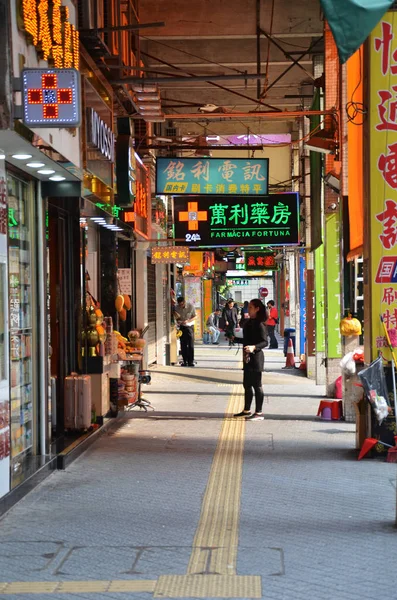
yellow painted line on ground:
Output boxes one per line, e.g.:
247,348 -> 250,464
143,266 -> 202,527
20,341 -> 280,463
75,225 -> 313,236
0,367 -> 261,598
154,381 -> 262,598
187,384 -> 245,576
0,580 -> 157,595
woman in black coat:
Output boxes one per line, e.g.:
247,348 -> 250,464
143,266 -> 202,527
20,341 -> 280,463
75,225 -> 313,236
234,298 -> 268,421
222,299 -> 239,345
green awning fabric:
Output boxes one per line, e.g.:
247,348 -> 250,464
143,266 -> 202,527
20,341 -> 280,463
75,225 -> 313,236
320,0 -> 395,63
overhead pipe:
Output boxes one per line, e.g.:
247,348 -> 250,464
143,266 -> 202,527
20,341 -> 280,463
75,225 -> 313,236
115,72 -> 284,84
136,144 -> 266,150
131,109 -> 336,120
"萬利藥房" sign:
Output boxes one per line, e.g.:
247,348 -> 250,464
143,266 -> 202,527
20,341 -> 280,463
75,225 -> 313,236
173,193 -> 299,247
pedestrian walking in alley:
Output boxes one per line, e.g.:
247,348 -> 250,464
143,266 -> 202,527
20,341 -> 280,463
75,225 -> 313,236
239,300 -> 250,327
206,308 -> 221,344
175,296 -> 196,366
265,299 -> 279,349
222,298 -> 239,346
234,298 -> 268,421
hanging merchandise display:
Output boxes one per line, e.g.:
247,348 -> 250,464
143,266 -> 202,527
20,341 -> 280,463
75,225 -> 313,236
339,315 -> 362,336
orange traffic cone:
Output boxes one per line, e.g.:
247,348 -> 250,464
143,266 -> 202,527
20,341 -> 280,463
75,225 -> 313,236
283,338 -> 296,369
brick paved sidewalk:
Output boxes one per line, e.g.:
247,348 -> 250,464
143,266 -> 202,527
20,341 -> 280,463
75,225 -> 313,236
0,346 -> 396,599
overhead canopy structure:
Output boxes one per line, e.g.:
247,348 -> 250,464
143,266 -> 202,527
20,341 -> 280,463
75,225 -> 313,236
320,0 -> 395,63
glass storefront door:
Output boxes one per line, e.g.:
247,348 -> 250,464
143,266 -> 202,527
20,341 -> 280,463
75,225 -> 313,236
0,163 -> 10,497
7,174 -> 35,485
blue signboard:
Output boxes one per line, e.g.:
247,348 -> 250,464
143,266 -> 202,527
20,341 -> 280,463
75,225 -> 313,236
156,157 -> 269,196
299,252 -> 307,356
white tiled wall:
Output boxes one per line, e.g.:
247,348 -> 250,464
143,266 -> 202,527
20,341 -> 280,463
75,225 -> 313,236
227,278 -> 274,304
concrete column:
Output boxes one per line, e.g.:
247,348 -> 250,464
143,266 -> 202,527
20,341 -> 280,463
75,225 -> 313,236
342,335 -> 361,422
155,263 -> 165,366
135,243 -> 148,367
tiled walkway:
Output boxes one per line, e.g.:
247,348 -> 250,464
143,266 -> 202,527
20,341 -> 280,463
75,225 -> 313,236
0,342 -> 396,599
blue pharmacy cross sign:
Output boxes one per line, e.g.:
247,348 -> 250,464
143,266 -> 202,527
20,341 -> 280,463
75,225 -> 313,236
21,69 -> 81,128
174,193 -> 300,247
156,157 -> 269,196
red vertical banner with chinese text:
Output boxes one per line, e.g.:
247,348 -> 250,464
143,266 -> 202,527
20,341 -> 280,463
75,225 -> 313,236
370,13 -> 397,361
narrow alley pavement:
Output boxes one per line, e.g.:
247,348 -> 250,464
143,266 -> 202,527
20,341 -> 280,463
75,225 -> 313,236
0,342 -> 396,599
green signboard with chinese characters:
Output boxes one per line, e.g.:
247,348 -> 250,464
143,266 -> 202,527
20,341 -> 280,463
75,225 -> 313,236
245,251 -> 278,271
156,157 -> 269,196
173,193 -> 299,247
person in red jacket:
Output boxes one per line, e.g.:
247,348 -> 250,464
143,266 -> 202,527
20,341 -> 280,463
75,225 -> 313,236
265,300 -> 279,349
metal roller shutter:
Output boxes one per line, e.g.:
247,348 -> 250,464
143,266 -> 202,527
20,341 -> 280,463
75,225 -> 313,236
147,258 -> 157,364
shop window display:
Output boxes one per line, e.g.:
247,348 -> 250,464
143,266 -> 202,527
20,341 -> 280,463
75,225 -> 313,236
7,175 -> 33,478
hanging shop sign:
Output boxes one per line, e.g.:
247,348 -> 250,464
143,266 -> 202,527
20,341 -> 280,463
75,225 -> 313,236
117,138 -> 150,237
227,279 -> 250,286
173,193 -> 299,247
21,69 -> 80,128
369,13 -> 397,361
83,78 -> 114,189
299,252 -> 307,356
19,0 -> 79,68
87,108 -> 115,162
245,251 -> 278,271
152,246 -> 190,264
156,157 -> 269,196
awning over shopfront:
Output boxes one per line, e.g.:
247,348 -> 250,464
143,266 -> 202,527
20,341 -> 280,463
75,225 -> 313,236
320,0 -> 394,63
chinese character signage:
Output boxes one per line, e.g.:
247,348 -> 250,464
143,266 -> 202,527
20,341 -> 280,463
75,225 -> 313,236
19,0 -> 79,69
22,69 -> 80,127
227,279 -> 249,286
117,138 -> 150,237
245,251 -> 278,271
370,13 -> 397,360
173,193 -> 299,247
156,157 -> 269,196
151,246 -> 190,264
117,269 -> 132,296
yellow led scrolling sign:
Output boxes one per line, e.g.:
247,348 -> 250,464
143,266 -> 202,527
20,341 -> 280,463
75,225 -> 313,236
19,0 -> 79,69
151,246 -> 190,264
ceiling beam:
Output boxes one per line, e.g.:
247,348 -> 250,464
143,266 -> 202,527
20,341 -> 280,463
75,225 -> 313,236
142,33 -> 323,40
147,61 -> 312,69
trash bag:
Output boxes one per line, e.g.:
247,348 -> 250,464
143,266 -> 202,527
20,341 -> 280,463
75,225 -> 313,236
340,351 -> 356,375
358,357 -> 391,424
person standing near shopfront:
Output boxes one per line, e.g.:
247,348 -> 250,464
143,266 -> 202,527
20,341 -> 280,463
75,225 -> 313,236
175,296 -> 196,366
234,299 -> 268,421
240,300 -> 249,327
222,299 -> 239,345
265,299 -> 279,349
206,308 -> 221,344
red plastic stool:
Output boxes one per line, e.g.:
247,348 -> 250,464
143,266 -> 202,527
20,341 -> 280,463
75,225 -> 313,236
317,400 -> 343,420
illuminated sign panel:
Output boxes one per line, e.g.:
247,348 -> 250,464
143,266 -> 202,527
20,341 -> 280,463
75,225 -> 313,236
22,69 -> 80,127
173,193 -> 299,247
151,246 -> 190,264
87,108 -> 115,162
156,157 -> 269,196
245,251 -> 278,271
20,0 -> 79,69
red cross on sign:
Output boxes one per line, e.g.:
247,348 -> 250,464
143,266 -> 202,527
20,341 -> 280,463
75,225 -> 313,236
27,73 -> 72,120
22,69 -> 80,128
179,201 -> 208,231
